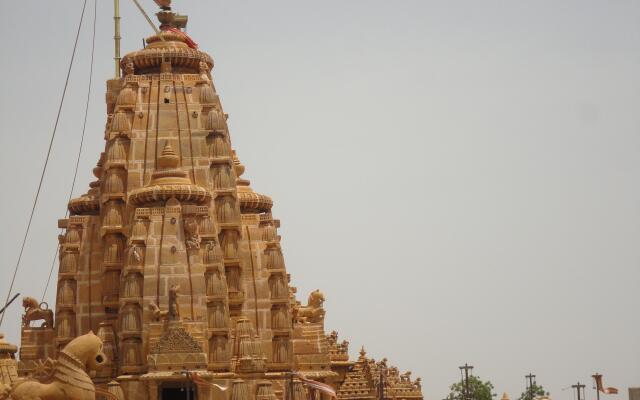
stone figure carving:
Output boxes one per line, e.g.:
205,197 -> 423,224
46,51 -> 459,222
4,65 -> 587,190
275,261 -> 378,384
295,290 -> 325,324
184,218 -> 201,250
149,285 -> 180,321
199,61 -> 211,82
124,61 -> 135,76
21,297 -> 54,328
0,332 -> 106,400
129,246 -> 143,265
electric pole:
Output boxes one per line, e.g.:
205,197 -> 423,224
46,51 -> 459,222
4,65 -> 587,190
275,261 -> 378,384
525,373 -> 537,400
572,382 -> 586,400
459,363 -> 474,400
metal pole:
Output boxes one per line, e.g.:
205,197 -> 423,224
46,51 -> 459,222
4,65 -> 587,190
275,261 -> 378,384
114,0 -> 121,77
459,364 -> 474,400
572,382 -> 586,400
526,373 -> 536,400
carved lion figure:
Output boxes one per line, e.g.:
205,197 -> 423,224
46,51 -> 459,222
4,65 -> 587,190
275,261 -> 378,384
0,331 -> 107,400
21,297 -> 53,329
296,289 -> 326,323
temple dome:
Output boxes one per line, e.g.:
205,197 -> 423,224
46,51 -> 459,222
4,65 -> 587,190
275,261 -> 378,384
121,31 -> 212,75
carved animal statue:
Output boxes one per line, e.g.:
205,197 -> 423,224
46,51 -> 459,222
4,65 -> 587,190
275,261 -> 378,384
149,301 -> 166,322
0,331 -> 107,400
21,297 -> 54,329
149,285 -> 181,321
296,289 -> 326,323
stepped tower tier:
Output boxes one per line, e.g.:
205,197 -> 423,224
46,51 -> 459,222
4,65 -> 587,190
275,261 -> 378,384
13,3 -> 425,400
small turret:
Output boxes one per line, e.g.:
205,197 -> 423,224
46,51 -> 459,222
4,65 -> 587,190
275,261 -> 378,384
0,333 -> 18,387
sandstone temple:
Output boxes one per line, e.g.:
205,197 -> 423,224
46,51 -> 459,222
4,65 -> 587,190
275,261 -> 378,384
0,3 -> 424,400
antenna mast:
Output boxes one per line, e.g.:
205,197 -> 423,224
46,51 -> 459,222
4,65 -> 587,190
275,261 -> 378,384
114,0 -> 121,77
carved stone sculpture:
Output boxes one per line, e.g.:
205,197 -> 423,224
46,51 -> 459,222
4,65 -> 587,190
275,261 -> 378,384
184,217 -> 201,249
149,285 -> 180,321
0,332 -> 106,400
295,290 -> 326,323
21,297 -> 53,329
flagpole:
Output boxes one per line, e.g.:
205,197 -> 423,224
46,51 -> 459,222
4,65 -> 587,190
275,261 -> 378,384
114,0 -> 121,77
593,374 -> 601,400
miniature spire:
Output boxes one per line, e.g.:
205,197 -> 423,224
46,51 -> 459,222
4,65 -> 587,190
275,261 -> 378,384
0,332 -> 18,387
158,142 -> 179,169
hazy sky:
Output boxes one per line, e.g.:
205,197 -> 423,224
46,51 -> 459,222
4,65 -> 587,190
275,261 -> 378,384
0,1 -> 639,399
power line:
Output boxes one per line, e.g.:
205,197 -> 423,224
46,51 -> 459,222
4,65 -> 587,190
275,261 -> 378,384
42,0 -> 98,303
0,0 -> 90,328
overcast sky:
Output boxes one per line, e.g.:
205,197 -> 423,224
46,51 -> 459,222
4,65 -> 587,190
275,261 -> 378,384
0,1 -> 639,399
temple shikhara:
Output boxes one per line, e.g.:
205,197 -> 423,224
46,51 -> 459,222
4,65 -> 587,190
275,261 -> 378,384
0,2 -> 424,400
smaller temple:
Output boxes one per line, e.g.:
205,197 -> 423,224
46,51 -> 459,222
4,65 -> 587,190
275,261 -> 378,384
0,334 -> 18,389
336,347 -> 422,400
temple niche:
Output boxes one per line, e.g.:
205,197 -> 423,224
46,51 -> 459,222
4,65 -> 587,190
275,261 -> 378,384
205,267 -> 225,296
10,3 -> 425,400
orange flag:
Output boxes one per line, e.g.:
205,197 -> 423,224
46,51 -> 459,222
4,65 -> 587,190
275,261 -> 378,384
593,374 -> 619,395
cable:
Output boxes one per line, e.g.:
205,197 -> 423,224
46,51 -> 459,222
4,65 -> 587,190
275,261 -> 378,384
42,0 -> 98,303
131,0 -> 165,39
0,0 -> 89,328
